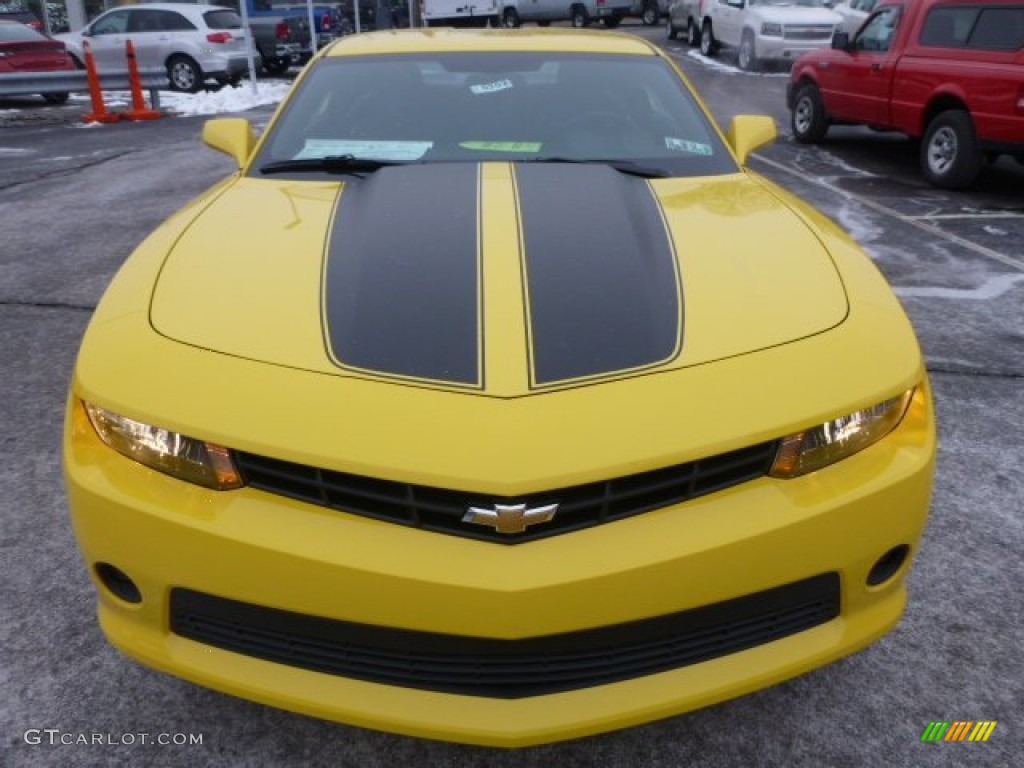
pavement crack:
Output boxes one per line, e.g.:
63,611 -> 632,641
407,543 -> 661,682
927,365 -> 1023,380
0,299 -> 95,313
0,150 -> 134,192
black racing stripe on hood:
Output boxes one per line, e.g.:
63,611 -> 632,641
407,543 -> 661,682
515,164 -> 681,386
323,164 -> 481,387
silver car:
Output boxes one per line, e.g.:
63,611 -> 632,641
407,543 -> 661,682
666,0 -> 704,46
58,3 -> 255,92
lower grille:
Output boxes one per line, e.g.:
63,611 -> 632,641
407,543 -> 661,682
170,573 -> 840,698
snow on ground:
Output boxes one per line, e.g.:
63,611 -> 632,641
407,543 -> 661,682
683,50 -> 790,77
66,80 -> 293,117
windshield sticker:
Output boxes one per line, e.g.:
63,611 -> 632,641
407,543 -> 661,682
295,140 -> 433,162
469,79 -> 515,95
665,138 -> 713,156
459,141 -> 543,153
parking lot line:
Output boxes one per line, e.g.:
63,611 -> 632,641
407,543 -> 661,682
753,153 -> 1024,273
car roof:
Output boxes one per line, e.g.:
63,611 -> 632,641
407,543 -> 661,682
322,29 -> 659,58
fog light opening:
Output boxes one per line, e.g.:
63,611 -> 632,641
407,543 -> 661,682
867,545 -> 910,587
95,563 -> 142,604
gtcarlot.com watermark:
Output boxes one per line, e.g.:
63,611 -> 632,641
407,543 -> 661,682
24,729 -> 203,747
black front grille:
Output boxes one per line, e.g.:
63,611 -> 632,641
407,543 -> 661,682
234,441 -> 778,543
170,573 -> 840,698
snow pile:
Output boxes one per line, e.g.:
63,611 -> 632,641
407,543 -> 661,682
68,79 -> 293,117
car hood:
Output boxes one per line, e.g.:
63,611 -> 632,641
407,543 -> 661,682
150,164 -> 848,397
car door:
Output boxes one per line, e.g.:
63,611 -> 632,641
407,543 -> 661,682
85,9 -> 131,70
714,0 -> 743,47
153,9 -> 201,70
822,4 -> 904,125
125,8 -> 167,71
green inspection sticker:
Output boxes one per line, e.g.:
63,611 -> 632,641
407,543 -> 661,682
459,141 -> 543,153
665,137 -> 713,156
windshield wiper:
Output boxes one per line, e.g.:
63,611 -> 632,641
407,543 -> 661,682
524,157 -> 671,179
258,155 -> 408,176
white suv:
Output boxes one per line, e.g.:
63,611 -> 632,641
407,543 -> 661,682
58,3 -> 255,92
698,0 -> 841,71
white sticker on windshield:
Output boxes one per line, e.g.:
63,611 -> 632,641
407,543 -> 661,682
665,138 -> 713,156
294,140 -> 433,162
470,79 -> 514,96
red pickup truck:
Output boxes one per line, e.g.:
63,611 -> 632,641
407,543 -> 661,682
787,0 -> 1024,188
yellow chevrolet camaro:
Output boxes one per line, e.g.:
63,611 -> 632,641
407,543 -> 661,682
64,29 -> 935,747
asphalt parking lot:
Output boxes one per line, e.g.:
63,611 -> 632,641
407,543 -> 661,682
2,22 -> 1021,768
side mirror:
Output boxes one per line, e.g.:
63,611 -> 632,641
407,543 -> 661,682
726,115 -> 777,165
203,117 -> 256,169
832,31 -> 850,49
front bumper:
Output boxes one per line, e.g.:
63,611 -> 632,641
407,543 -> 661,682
757,36 -> 834,62
199,53 -> 256,79
64,384 -> 934,746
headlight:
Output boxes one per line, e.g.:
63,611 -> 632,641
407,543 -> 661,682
761,23 -> 784,37
770,390 -> 914,478
83,402 -> 242,490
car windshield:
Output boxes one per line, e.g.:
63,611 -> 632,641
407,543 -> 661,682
249,52 -> 738,179
0,19 -> 43,41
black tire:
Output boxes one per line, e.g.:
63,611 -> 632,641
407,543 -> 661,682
700,20 -> 716,56
261,56 -> 291,76
738,30 -> 759,71
167,55 -> 202,92
642,2 -> 659,26
502,7 -> 520,27
686,18 -> 700,46
791,82 -> 829,144
42,92 -> 70,105
666,17 -> 678,40
604,13 -> 622,28
570,5 -> 589,27
920,109 -> 982,189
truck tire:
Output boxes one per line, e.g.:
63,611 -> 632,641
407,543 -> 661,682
642,1 -> 659,26
700,20 -> 716,56
791,82 -> 829,144
604,13 -> 623,27
666,16 -> 678,40
167,55 -> 202,93
686,18 -> 700,46
571,5 -> 589,27
262,56 -> 291,76
502,8 -> 521,27
920,110 -> 982,189
738,30 -> 759,71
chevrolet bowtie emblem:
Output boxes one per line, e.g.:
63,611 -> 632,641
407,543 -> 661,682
462,502 -> 559,534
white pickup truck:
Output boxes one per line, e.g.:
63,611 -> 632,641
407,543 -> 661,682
499,0 -> 633,27
422,0 -> 501,26
698,0 -> 841,70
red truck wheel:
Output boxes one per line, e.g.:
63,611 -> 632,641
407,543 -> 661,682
791,83 -> 829,144
921,110 -> 982,189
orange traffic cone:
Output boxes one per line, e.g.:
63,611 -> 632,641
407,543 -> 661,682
81,39 -> 119,124
120,39 -> 163,121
